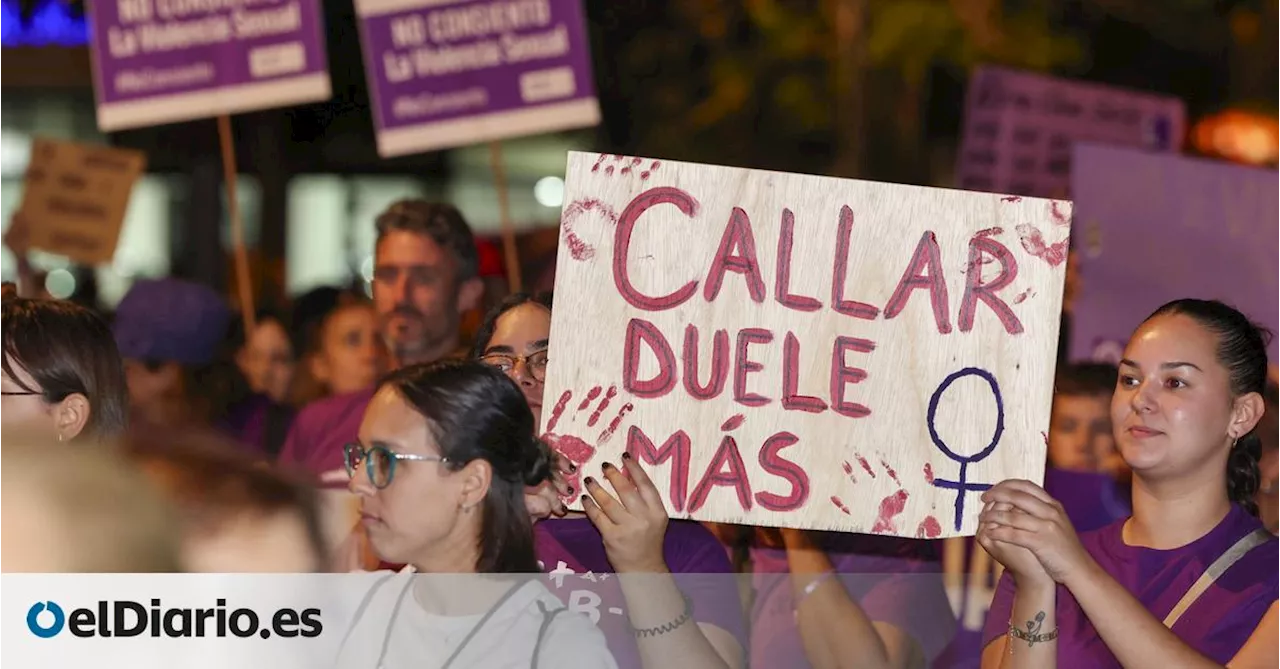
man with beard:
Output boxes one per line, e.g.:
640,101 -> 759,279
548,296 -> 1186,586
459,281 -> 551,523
277,200 -> 483,487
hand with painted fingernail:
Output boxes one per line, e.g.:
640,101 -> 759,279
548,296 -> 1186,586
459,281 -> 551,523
525,447 -> 576,523
580,454 -> 670,574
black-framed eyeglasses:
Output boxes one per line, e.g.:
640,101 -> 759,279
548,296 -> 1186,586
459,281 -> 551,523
343,443 -> 447,489
480,350 -> 549,382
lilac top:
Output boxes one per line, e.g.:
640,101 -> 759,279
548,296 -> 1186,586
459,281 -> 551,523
534,517 -> 746,669
276,388 -> 374,488
984,504 -> 1279,666
752,533 -> 957,668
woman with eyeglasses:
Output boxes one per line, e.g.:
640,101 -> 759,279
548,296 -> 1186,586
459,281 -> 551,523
1,292 -> 129,443
337,359 -> 616,668
473,293 -> 747,669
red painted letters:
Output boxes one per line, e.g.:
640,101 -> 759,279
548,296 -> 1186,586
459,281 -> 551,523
884,231 -> 952,334
613,188 -> 700,311
755,431 -> 811,511
704,207 -> 767,303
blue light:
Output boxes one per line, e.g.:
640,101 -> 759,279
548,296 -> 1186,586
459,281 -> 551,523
2,0 -> 90,47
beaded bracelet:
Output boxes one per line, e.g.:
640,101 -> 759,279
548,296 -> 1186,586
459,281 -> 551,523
630,593 -> 694,639
1007,623 -> 1058,648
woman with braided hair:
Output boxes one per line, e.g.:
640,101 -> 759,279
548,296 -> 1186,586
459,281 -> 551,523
980,299 -> 1277,668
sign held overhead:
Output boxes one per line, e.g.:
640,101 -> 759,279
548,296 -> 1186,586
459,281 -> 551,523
544,153 -> 1070,538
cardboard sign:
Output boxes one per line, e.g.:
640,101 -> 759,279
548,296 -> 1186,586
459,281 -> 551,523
18,138 -> 147,265
1069,143 -> 1279,364
355,0 -> 600,157
957,66 -> 1186,199
86,0 -> 331,131
543,153 -> 1069,538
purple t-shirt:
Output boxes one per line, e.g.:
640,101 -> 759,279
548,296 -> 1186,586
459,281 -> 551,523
276,388 -> 374,488
534,517 -> 746,669
933,469 -> 1131,668
751,533 -> 957,668
983,504 -> 1279,666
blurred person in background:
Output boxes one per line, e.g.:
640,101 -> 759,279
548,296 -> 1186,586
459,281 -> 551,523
336,360 -> 617,668
124,430 -> 326,572
231,308 -> 296,404
1256,384 -> 1278,534
2,291 -> 129,444
288,290 -> 382,407
114,277 -> 292,456
113,277 -> 233,429
474,292 -> 747,669
279,200 -> 482,483
1043,362 -> 1132,533
2,433 -> 181,572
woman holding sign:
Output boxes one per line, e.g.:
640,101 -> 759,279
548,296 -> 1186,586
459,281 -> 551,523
979,299 -> 1278,668
473,292 -> 747,669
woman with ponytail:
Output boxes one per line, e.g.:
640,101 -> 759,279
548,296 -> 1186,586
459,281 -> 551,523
337,360 -> 616,668
979,299 -> 1277,668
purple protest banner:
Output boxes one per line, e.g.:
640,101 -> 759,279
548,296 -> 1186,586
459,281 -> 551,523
957,67 -> 1186,199
1069,143 -> 1280,365
355,0 -> 600,157
86,0 -> 331,131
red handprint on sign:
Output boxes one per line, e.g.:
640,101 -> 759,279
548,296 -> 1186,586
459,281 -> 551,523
543,385 -> 635,502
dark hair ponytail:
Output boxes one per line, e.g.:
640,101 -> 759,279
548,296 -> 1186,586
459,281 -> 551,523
380,359 -> 550,572
524,437 -> 556,488
1228,435 -> 1262,517
1146,299 -> 1272,515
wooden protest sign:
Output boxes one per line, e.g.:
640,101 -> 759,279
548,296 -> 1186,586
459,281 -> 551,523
543,153 -> 1070,538
18,137 -> 147,265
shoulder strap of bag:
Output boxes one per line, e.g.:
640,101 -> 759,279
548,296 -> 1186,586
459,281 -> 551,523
530,599 -> 569,669
1163,527 -> 1272,628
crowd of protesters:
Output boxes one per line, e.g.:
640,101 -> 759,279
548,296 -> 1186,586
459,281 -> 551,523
2,197 -> 1275,669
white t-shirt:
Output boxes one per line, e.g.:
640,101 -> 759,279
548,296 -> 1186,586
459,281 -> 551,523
334,572 -> 617,669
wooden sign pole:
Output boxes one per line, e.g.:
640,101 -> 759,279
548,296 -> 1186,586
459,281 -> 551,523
488,141 -> 523,294
216,115 -> 257,337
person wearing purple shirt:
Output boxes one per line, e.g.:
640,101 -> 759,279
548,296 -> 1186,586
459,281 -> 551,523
473,292 -> 747,669
935,365 -> 1130,669
979,299 -> 1278,668
751,529 -> 956,668
277,200 -> 484,487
